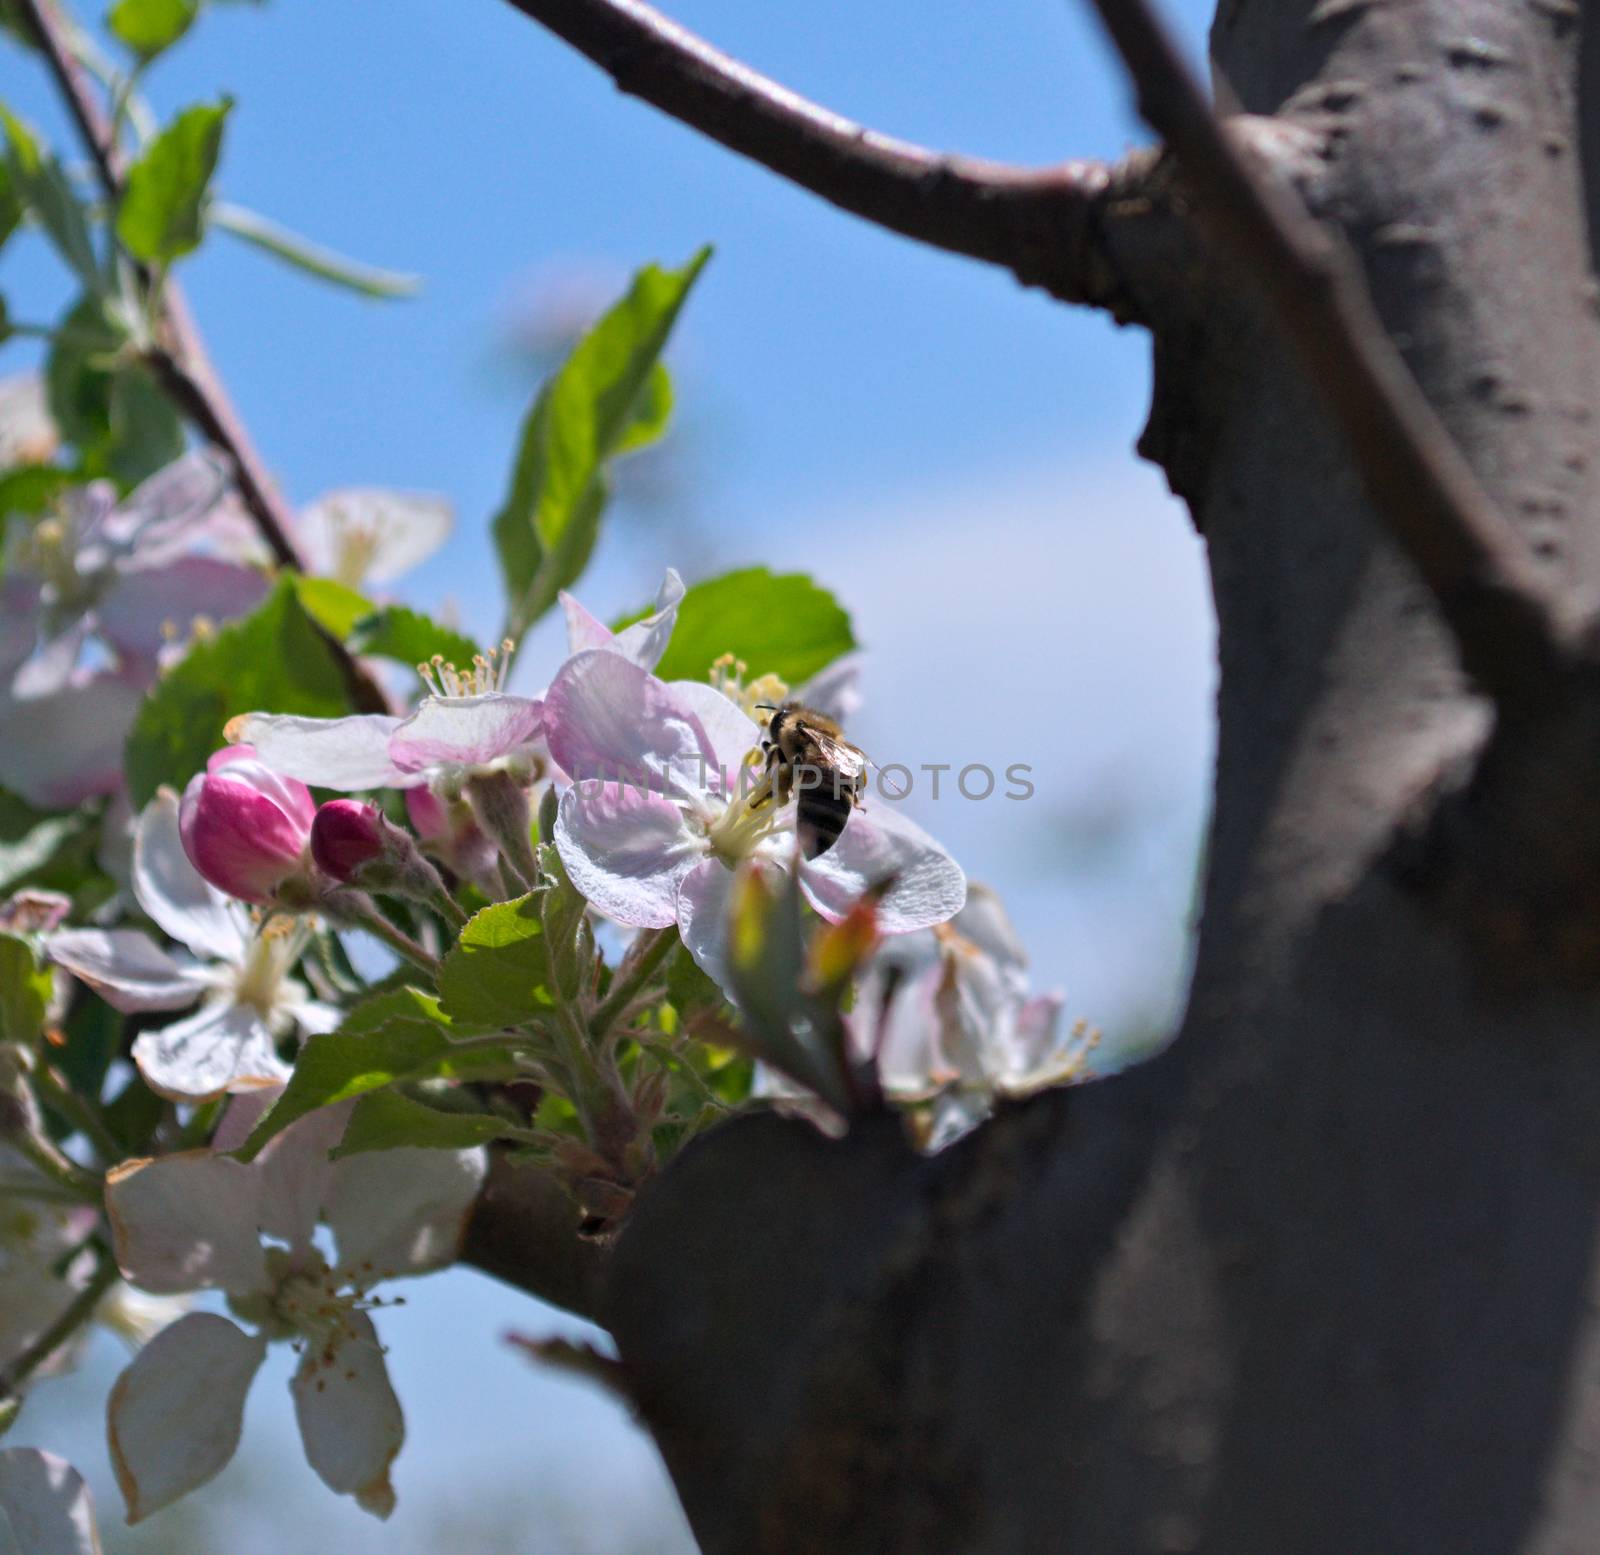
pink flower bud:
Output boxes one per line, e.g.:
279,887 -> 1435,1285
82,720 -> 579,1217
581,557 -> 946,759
178,745 -> 315,904
403,784 -> 448,842
310,799 -> 387,883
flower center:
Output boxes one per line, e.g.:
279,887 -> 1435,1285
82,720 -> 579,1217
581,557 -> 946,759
709,654 -> 789,721
417,640 -> 515,698
231,917 -> 305,1019
704,768 -> 789,865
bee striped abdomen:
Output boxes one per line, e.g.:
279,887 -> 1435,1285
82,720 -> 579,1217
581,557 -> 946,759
797,787 -> 854,859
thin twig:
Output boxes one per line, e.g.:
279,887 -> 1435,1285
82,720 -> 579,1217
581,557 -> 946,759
1079,0 -> 1572,705
18,0 -> 390,712
497,0 -> 1145,306
0,1253 -> 119,1398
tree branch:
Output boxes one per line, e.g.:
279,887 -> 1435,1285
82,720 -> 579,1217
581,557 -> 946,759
1080,0 -> 1574,707
498,0 -> 1155,310
19,0 -> 390,713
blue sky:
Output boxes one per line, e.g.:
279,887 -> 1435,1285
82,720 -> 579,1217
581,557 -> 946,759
6,0 -> 1218,1547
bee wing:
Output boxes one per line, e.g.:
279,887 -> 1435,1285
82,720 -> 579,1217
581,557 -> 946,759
807,730 -> 869,781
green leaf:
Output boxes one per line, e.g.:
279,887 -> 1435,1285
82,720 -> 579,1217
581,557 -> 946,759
330,1089 -> 508,1158
348,606 -> 479,673
0,158 -> 22,255
0,933 -> 50,1044
436,894 -> 555,1027
645,567 -> 855,686
235,1013 -> 515,1160
53,988 -> 122,1101
337,985 -> 459,1036
290,575 -> 373,639
116,99 -> 231,264
1,108 -> 99,288
107,0 -> 199,58
108,361 -> 185,485
0,466 -> 73,514
45,294 -> 128,458
537,843 -> 589,1003
493,247 -> 710,635
124,576 -> 350,807
210,202 -> 419,299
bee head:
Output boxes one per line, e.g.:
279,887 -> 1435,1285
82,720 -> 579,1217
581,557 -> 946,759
754,701 -> 784,738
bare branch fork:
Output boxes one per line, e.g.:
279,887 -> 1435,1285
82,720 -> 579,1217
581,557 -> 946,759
500,0 -> 1581,711
498,0 -> 1155,311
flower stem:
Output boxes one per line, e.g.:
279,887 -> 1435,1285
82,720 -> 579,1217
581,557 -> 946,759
0,1253 -> 119,1397
10,1120 -> 102,1205
589,927 -> 677,1039
323,892 -> 441,978
32,1064 -> 124,1166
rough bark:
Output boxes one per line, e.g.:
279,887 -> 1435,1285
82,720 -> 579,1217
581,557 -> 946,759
476,2 -> 1600,1550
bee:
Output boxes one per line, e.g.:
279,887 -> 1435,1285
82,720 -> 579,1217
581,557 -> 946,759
757,702 -> 869,859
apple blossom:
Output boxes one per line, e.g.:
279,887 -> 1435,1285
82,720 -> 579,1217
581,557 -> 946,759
559,565 -> 684,670
47,791 -> 337,1102
178,746 -> 316,904
544,648 -> 965,989
295,489 -> 453,591
857,884 -> 1095,1146
103,1099 -> 486,1523
0,453 -> 269,807
0,1448 -> 103,1555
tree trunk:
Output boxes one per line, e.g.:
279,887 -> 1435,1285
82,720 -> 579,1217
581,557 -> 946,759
504,3 -> 1600,1549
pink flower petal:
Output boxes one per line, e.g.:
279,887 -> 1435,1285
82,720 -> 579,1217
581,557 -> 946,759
178,756 -> 312,904
97,559 -> 268,663
133,790 -> 248,963
667,680 -> 763,780
553,780 -> 700,929
561,567 -> 684,669
290,1311 -> 403,1519
543,650 -> 716,791
800,802 -> 966,933
386,694 -> 542,775
107,1312 -> 265,1524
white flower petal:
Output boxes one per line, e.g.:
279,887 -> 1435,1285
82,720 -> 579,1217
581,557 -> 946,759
543,650 -> 716,788
105,1152 -> 268,1295
950,883 -> 1029,991
100,450 -> 228,559
792,653 -> 863,723
290,1310 -> 404,1519
133,789 -> 248,963
46,929 -> 207,1014
228,713 -> 406,790
554,781 -> 700,929
107,1312 -> 265,1524
673,857 -> 741,994
133,1003 -> 291,1104
0,672 -> 144,808
297,489 -> 452,587
325,1147 -> 486,1281
800,803 -> 966,933
257,1103 -> 353,1255
0,1448 -> 103,1555
667,679 -> 762,777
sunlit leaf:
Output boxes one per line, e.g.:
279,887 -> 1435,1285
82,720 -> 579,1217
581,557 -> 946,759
348,605 -> 479,672
289,575 -> 373,640
642,567 -> 855,686
0,107 -> 99,287
116,98 -> 231,264
0,932 -> 50,1044
107,0 -> 199,59
493,247 -> 710,636
437,894 -> 556,1028
330,1089 -> 509,1158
